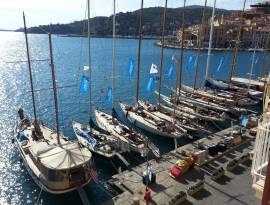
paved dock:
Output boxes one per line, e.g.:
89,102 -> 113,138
103,126 -> 259,205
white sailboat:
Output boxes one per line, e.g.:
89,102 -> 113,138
231,77 -> 265,92
94,0 -> 159,158
137,100 -> 209,133
204,0 -> 263,103
119,0 -> 188,144
72,0 -> 127,162
158,93 -> 227,122
95,109 -> 155,157
178,84 -> 258,107
119,102 -> 188,138
171,88 -> 248,115
13,14 -> 92,194
73,122 -> 119,159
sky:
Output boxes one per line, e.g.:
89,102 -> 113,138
0,0 -> 262,30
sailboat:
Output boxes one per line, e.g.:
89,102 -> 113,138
204,0 -> 263,103
158,92 -> 229,122
13,13 -> 92,194
72,0 -> 128,162
170,87 -> 249,115
171,0 -> 261,108
119,0 -> 188,143
229,43 -> 265,92
154,0 -> 231,124
126,0 -> 209,134
137,100 -> 210,133
94,0 -> 159,158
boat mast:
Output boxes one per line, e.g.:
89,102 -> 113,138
193,0 -> 208,91
135,0 -> 144,103
87,0 -> 93,126
23,12 -> 37,122
175,0 -> 186,98
229,0 -> 247,83
248,35 -> 259,91
249,49 -> 256,91
112,0 -> 116,113
205,0 -> 216,82
260,31 -> 270,78
157,0 -> 168,106
48,33 -> 60,144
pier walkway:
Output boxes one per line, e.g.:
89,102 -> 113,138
103,126 -> 259,205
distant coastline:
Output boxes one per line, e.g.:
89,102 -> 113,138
154,41 -> 269,52
59,34 -> 161,40
0,29 -> 14,32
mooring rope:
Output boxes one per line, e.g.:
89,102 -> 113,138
36,185 -> 43,205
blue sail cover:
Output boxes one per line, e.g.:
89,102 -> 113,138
241,115 -> 249,127
127,58 -> 135,77
192,57 -> 198,70
18,132 -> 29,142
217,56 -> 224,72
80,75 -> 90,94
146,76 -> 155,92
185,56 -> 194,70
106,87 -> 112,102
168,63 -> 175,79
255,56 -> 259,65
74,127 -> 97,147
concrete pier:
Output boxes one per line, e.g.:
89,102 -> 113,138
103,126 -> 259,205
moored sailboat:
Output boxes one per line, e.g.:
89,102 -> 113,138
137,100 -> 210,133
94,0 -> 159,158
158,93 -> 228,122
72,0 -> 128,162
13,13 -> 92,194
119,102 -> 188,138
203,0 -> 263,104
119,0 -> 188,143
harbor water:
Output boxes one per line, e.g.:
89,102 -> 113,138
0,31 -> 266,205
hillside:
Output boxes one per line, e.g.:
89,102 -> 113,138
16,6 -> 233,37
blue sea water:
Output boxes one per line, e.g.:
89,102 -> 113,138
0,31 -> 266,205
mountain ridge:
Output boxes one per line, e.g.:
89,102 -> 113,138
16,5 -> 234,37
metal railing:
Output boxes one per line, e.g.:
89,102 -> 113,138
251,112 -> 270,193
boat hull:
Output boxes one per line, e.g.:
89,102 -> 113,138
72,122 -> 116,159
13,124 -> 92,194
94,109 -> 149,157
119,102 -> 183,138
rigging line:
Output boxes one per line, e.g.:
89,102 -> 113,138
259,29 -> 270,78
112,0 -> 116,112
157,0 -> 168,106
77,1 -> 88,114
205,0 -> 216,82
193,0 -> 208,91
229,0 -> 247,83
87,0 -> 93,123
23,12 -> 37,122
135,0 -> 144,103
35,185 -> 43,205
4,59 -> 49,64
174,0 -> 186,102
30,84 -> 77,92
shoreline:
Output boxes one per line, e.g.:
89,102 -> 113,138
154,41 -> 269,52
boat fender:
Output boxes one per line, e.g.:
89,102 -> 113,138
11,138 -> 15,143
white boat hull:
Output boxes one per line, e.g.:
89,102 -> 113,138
72,122 -> 117,159
119,102 -> 184,138
159,93 -> 226,122
94,109 -> 149,157
13,122 -> 92,194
